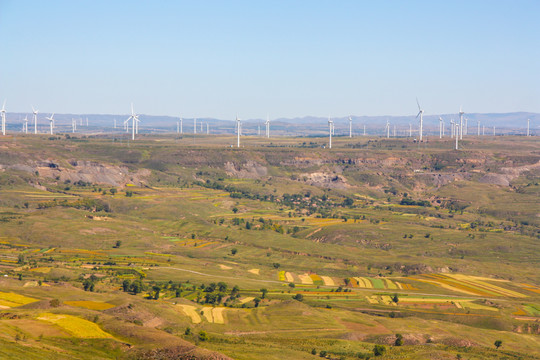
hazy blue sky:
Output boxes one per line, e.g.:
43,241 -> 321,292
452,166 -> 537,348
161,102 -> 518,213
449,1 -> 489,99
1,0 -> 538,119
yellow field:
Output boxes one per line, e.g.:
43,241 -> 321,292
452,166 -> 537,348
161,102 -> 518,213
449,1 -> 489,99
0,291 -> 39,308
212,307 -> 225,324
321,276 -> 334,286
64,301 -> 115,310
248,268 -> 260,275
177,304 -> 202,323
202,307 -> 213,322
285,272 -> 294,282
298,274 -> 313,285
29,267 -> 52,273
238,297 -> 254,304
37,313 -> 114,338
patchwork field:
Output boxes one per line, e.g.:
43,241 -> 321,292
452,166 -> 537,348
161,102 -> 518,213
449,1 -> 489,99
0,135 -> 538,359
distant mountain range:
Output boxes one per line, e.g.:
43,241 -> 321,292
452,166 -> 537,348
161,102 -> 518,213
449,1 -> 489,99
3,112 -> 538,137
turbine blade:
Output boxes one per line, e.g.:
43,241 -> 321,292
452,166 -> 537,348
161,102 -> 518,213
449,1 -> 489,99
416,98 -> 421,111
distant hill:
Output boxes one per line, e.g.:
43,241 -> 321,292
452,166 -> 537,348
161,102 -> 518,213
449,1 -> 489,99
4,111 -> 538,136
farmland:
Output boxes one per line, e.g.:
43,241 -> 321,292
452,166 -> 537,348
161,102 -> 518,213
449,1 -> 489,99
0,134 -> 538,359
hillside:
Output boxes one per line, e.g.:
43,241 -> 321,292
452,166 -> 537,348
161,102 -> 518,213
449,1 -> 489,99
0,133 -> 538,360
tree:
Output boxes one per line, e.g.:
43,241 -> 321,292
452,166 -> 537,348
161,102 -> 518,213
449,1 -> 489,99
394,333 -> 404,346
392,293 -> 399,304
293,293 -> 303,301
217,282 -> 228,292
114,240 -> 122,248
110,188 -> 117,195
260,288 -> 268,299
122,280 -> 130,292
232,207 -> 238,213
184,327 -> 191,335
253,297 -> 261,307
152,285 -> 161,300
311,349 -> 317,355
373,345 -> 386,356
494,340 -> 502,349
231,248 -> 238,255
198,330 -> 209,341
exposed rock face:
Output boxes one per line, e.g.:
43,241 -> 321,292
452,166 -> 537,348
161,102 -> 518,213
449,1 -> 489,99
300,172 -> 350,189
1,160 -> 150,187
224,161 -> 268,179
479,160 -> 540,186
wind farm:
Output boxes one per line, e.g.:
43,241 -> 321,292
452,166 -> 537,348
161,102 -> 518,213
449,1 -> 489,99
1,1 -> 539,360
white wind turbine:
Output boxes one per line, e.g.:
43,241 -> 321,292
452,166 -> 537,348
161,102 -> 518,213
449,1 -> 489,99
454,123 -> 460,150
72,118 -> 77,133
416,98 -> 424,141
450,119 -> 455,138
439,117 -> 444,138
348,116 -> 352,138
477,120 -> 481,136
265,114 -> 270,138
180,117 -> 183,134
23,115 -> 28,134
194,118 -> 197,134
363,124 -> 366,136
1,100 -> 6,135
408,123 -> 412,137
32,106 -> 39,134
328,118 -> 333,149
45,113 -> 55,135
459,106 -> 465,140
206,123 -> 209,135
527,118 -> 530,136
236,115 -> 241,148
125,103 -> 139,140
385,119 -> 390,138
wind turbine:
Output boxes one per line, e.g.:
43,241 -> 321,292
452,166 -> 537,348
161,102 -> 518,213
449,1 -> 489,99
176,121 -> 179,134
180,117 -> 183,134
459,106 -> 465,140
32,106 -> 39,134
409,123 -> 412,137
450,119 -> 455,138
236,115 -> 241,148
328,118 -> 333,149
455,123 -> 460,150
393,124 -> 396,137
477,120 -> 480,136
416,98 -> 424,141
194,118 -> 196,134
23,115 -> 28,134
385,119 -> 390,138
527,119 -> 530,136
349,116 -> 352,138
206,123 -> 209,135
45,113 -> 55,135
439,117 -> 444,138
464,117 -> 468,135
125,103 -> 139,140
265,114 -> 270,138
1,100 -> 6,135
113,118 -> 117,129
72,118 -> 77,133
363,124 -> 366,136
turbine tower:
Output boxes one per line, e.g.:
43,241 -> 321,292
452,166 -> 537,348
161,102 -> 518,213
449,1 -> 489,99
409,123 -> 412,137
180,117 -> 183,134
416,98 -> 424,141
45,113 -> 55,135
1,100 -> 6,135
265,115 -> 270,138
236,115 -> 241,148
439,117 -> 443,138
450,119 -> 455,138
194,118 -> 196,134
206,123 -> 209,135
363,124 -> 366,136
477,120 -> 480,136
348,116 -> 352,138
527,119 -> 530,136
72,118 -> 77,133
455,123 -> 459,150
32,106 -> 39,134
459,106 -> 465,140
23,115 -> 28,134
385,119 -> 390,138
328,118 -> 333,149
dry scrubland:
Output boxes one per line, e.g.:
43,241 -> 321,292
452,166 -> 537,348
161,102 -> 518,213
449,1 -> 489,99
0,133 -> 538,359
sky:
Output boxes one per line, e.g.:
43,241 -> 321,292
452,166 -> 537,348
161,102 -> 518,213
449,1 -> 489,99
0,0 -> 539,119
